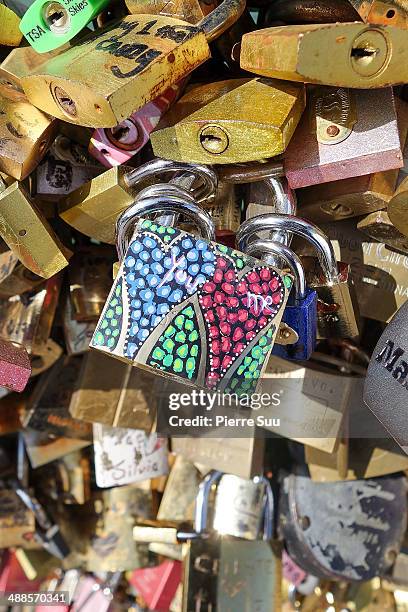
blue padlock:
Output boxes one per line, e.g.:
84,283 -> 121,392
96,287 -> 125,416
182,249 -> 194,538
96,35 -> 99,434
245,239 -> 317,360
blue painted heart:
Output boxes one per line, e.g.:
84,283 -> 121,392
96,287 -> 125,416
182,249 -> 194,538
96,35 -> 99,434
122,221 -> 216,358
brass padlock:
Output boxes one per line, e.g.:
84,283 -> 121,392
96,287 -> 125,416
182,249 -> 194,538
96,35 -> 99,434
0,45 -> 60,92
0,84 -> 58,180
260,0 -> 361,25
150,77 -> 306,164
0,183 -> 72,278
357,210 -> 408,255
387,175 -> 408,238
69,350 -> 157,430
0,5 -> 23,47
349,0 -> 408,28
21,1 -> 245,127
125,0 -> 205,24
240,22 -> 408,88
0,250 -> 43,298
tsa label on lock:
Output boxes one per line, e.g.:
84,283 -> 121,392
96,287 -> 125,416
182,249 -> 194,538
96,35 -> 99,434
91,219 -> 291,393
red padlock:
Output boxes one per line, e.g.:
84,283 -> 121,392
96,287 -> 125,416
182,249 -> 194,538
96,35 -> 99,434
0,338 -> 31,392
129,560 -> 182,611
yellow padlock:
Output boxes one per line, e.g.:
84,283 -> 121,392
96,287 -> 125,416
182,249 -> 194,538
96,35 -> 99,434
0,6 -> 23,47
151,78 -> 305,164
0,84 -> 58,180
240,22 -> 408,88
0,183 -> 72,278
21,1 -> 245,128
125,0 -> 205,24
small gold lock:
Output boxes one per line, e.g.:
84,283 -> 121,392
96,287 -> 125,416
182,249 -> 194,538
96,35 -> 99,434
0,6 -> 23,47
151,78 -> 305,164
20,15 -> 210,127
0,84 -> 58,180
349,0 -> 408,28
59,166 -> 139,244
0,46 -> 63,92
0,183 -> 72,278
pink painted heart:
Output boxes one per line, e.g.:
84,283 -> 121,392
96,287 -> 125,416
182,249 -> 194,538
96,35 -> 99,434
198,255 -> 285,388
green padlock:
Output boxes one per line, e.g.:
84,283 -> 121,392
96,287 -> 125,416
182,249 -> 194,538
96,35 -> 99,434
19,0 -> 110,53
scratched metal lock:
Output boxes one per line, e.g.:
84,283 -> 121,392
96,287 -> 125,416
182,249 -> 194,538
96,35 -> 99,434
0,338 -> 31,393
69,350 -> 157,430
90,163 -> 291,393
125,0 -> 205,24
19,0 -> 111,53
364,300 -> 408,454
0,44 -> 61,93
0,250 -> 43,298
0,83 -> 58,180
240,22 -> 408,88
357,210 -> 408,255
183,471 -> 282,612
21,1 -> 246,128
0,5 -> 23,46
150,77 -> 306,164
0,182 -> 72,279
89,82 -> 183,168
238,214 -> 360,340
279,471 -> 407,581
283,86 -> 402,189
348,0 -> 408,28
242,239 -> 317,361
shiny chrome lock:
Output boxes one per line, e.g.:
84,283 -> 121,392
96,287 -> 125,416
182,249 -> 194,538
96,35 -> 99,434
240,22 -> 408,88
21,1 -> 245,127
244,240 -> 317,361
0,83 -> 58,180
238,214 -> 360,340
20,0 -> 111,53
90,163 -> 291,393
283,86 -> 402,189
0,5 -> 23,46
150,77 -> 306,164
364,300 -> 408,454
89,81 -> 183,168
279,471 -> 407,581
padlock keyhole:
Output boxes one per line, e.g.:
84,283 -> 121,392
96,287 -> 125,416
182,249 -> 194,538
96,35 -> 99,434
350,44 -> 378,67
199,125 -> 229,155
43,2 -> 70,33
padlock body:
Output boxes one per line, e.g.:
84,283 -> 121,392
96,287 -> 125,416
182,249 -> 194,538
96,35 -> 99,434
272,287 -> 317,360
21,15 -> 210,127
0,6 -> 22,46
20,0 -> 111,53
91,219 -> 291,392
151,78 -> 305,164
240,22 -> 408,88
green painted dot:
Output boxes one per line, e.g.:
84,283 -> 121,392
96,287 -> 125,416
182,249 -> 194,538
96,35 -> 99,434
259,336 -> 267,347
189,330 -> 198,342
177,344 -> 188,358
173,358 -> 183,373
236,258 -> 244,269
249,362 -> 258,373
158,226 -> 166,234
115,306 -> 123,315
101,320 -> 108,330
244,356 -> 252,366
167,227 -> 176,234
237,365 -> 245,375
164,326 -> 176,338
190,344 -> 198,357
106,328 -> 111,336
186,358 -> 195,376
218,244 -> 228,253
175,315 -> 185,329
107,338 -> 115,348
163,354 -> 173,367
111,319 -> 118,327
94,332 -> 104,345
185,320 -> 194,331
184,305 -> 194,317
175,331 -> 186,343
111,298 -> 118,307
152,347 -> 165,360
284,275 -> 292,289
142,219 -> 152,229
112,329 -> 119,337
163,339 -> 175,352
106,309 -> 114,319
252,347 -> 262,359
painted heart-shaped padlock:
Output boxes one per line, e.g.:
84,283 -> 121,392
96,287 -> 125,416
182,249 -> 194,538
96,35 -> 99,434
91,220 -> 291,392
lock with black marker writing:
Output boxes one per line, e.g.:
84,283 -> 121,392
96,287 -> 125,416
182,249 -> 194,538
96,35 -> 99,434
90,160 -> 292,393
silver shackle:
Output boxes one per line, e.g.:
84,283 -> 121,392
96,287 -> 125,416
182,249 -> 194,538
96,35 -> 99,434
237,214 -> 339,283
